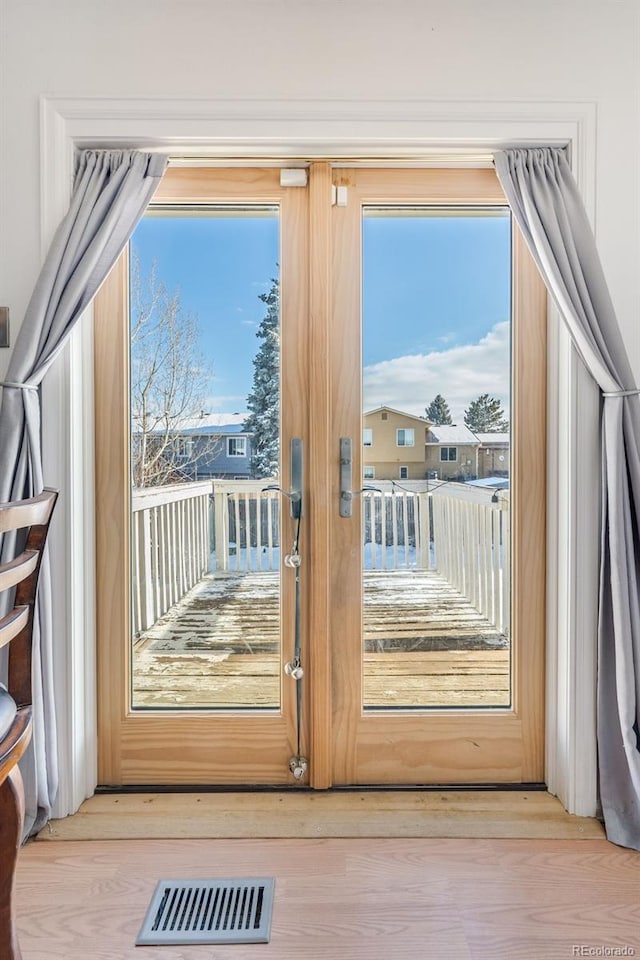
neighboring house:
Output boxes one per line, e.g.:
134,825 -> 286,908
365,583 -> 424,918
362,406 -> 431,481
425,424 -> 480,481
362,407 -> 505,483
475,432 -> 510,479
173,413 -> 253,479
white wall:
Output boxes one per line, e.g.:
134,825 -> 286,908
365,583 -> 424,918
1,0 -> 639,374
0,0 -> 638,814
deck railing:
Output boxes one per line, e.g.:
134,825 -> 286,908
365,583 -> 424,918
131,481 -> 211,634
212,480 -> 281,572
362,489 -> 431,570
431,491 -> 510,635
131,479 -> 510,637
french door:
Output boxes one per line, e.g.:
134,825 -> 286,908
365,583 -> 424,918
95,164 -> 546,787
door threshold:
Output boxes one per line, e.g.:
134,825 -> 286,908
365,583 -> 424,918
39,790 -> 604,842
93,782 -> 549,794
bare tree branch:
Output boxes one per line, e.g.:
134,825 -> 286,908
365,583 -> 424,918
130,251 -> 221,486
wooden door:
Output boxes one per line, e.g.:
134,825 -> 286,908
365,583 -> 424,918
95,168 -> 310,785
95,164 -> 545,788
326,168 -> 546,785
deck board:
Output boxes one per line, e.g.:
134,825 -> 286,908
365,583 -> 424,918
132,570 -> 510,709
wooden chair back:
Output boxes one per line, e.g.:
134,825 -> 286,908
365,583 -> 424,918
0,487 -> 57,960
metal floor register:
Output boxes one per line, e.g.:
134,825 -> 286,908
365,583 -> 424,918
137,877 -> 275,946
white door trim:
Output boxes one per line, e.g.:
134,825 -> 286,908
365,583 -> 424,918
38,95 -> 599,818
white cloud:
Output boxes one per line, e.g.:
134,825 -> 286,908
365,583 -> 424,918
363,321 -> 511,422
205,394 -> 248,410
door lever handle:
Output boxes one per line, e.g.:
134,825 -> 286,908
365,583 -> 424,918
340,437 -> 353,517
262,438 -> 303,519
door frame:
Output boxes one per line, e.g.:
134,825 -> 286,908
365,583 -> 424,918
95,163 -> 545,788
39,95 -> 600,818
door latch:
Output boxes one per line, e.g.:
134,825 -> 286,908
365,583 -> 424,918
340,437 -> 353,517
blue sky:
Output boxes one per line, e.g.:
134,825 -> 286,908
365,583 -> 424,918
132,214 -> 279,412
131,208 -> 511,422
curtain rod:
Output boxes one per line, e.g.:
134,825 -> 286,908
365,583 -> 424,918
164,144 -> 570,166
167,154 -> 497,167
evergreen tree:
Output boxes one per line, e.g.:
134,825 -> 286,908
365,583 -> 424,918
245,278 -> 280,478
464,393 -> 509,433
425,394 -> 453,425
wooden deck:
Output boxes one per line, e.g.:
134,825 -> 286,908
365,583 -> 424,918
132,570 -> 510,709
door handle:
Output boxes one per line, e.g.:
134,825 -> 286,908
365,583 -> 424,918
289,437 -> 302,519
262,437 -> 303,518
340,437 -> 353,517
340,437 -> 381,517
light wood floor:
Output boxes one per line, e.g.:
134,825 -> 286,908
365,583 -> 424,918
16,835 -> 640,960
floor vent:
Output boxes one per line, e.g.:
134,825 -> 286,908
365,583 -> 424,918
136,877 -> 275,946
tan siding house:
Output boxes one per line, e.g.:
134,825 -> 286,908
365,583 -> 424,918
425,424 -> 480,481
362,406 -> 430,481
363,410 -> 497,482
476,432 -> 510,479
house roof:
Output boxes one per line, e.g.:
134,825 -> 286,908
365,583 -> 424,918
180,423 -> 248,436
476,432 -> 510,446
142,413 -> 251,438
426,424 -> 479,445
175,413 -> 250,436
364,405 -> 430,425
178,412 -> 247,429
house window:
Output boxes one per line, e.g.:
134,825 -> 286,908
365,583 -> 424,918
364,465 -> 375,480
227,437 -> 247,458
396,428 -> 414,447
399,466 -> 408,480
174,438 -> 194,458
440,446 -> 457,462
363,428 -> 373,447
381,411 -> 388,420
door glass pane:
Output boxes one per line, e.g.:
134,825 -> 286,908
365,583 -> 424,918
129,206 -> 281,710
361,206 -> 512,709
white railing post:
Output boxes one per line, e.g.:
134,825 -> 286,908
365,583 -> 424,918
138,508 -> 154,631
418,492 -> 430,569
401,493 -> 410,568
213,485 -> 229,572
500,493 -> 511,637
131,507 -> 141,633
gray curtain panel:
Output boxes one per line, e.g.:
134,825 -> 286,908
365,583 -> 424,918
495,147 -> 640,850
0,149 -> 168,834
